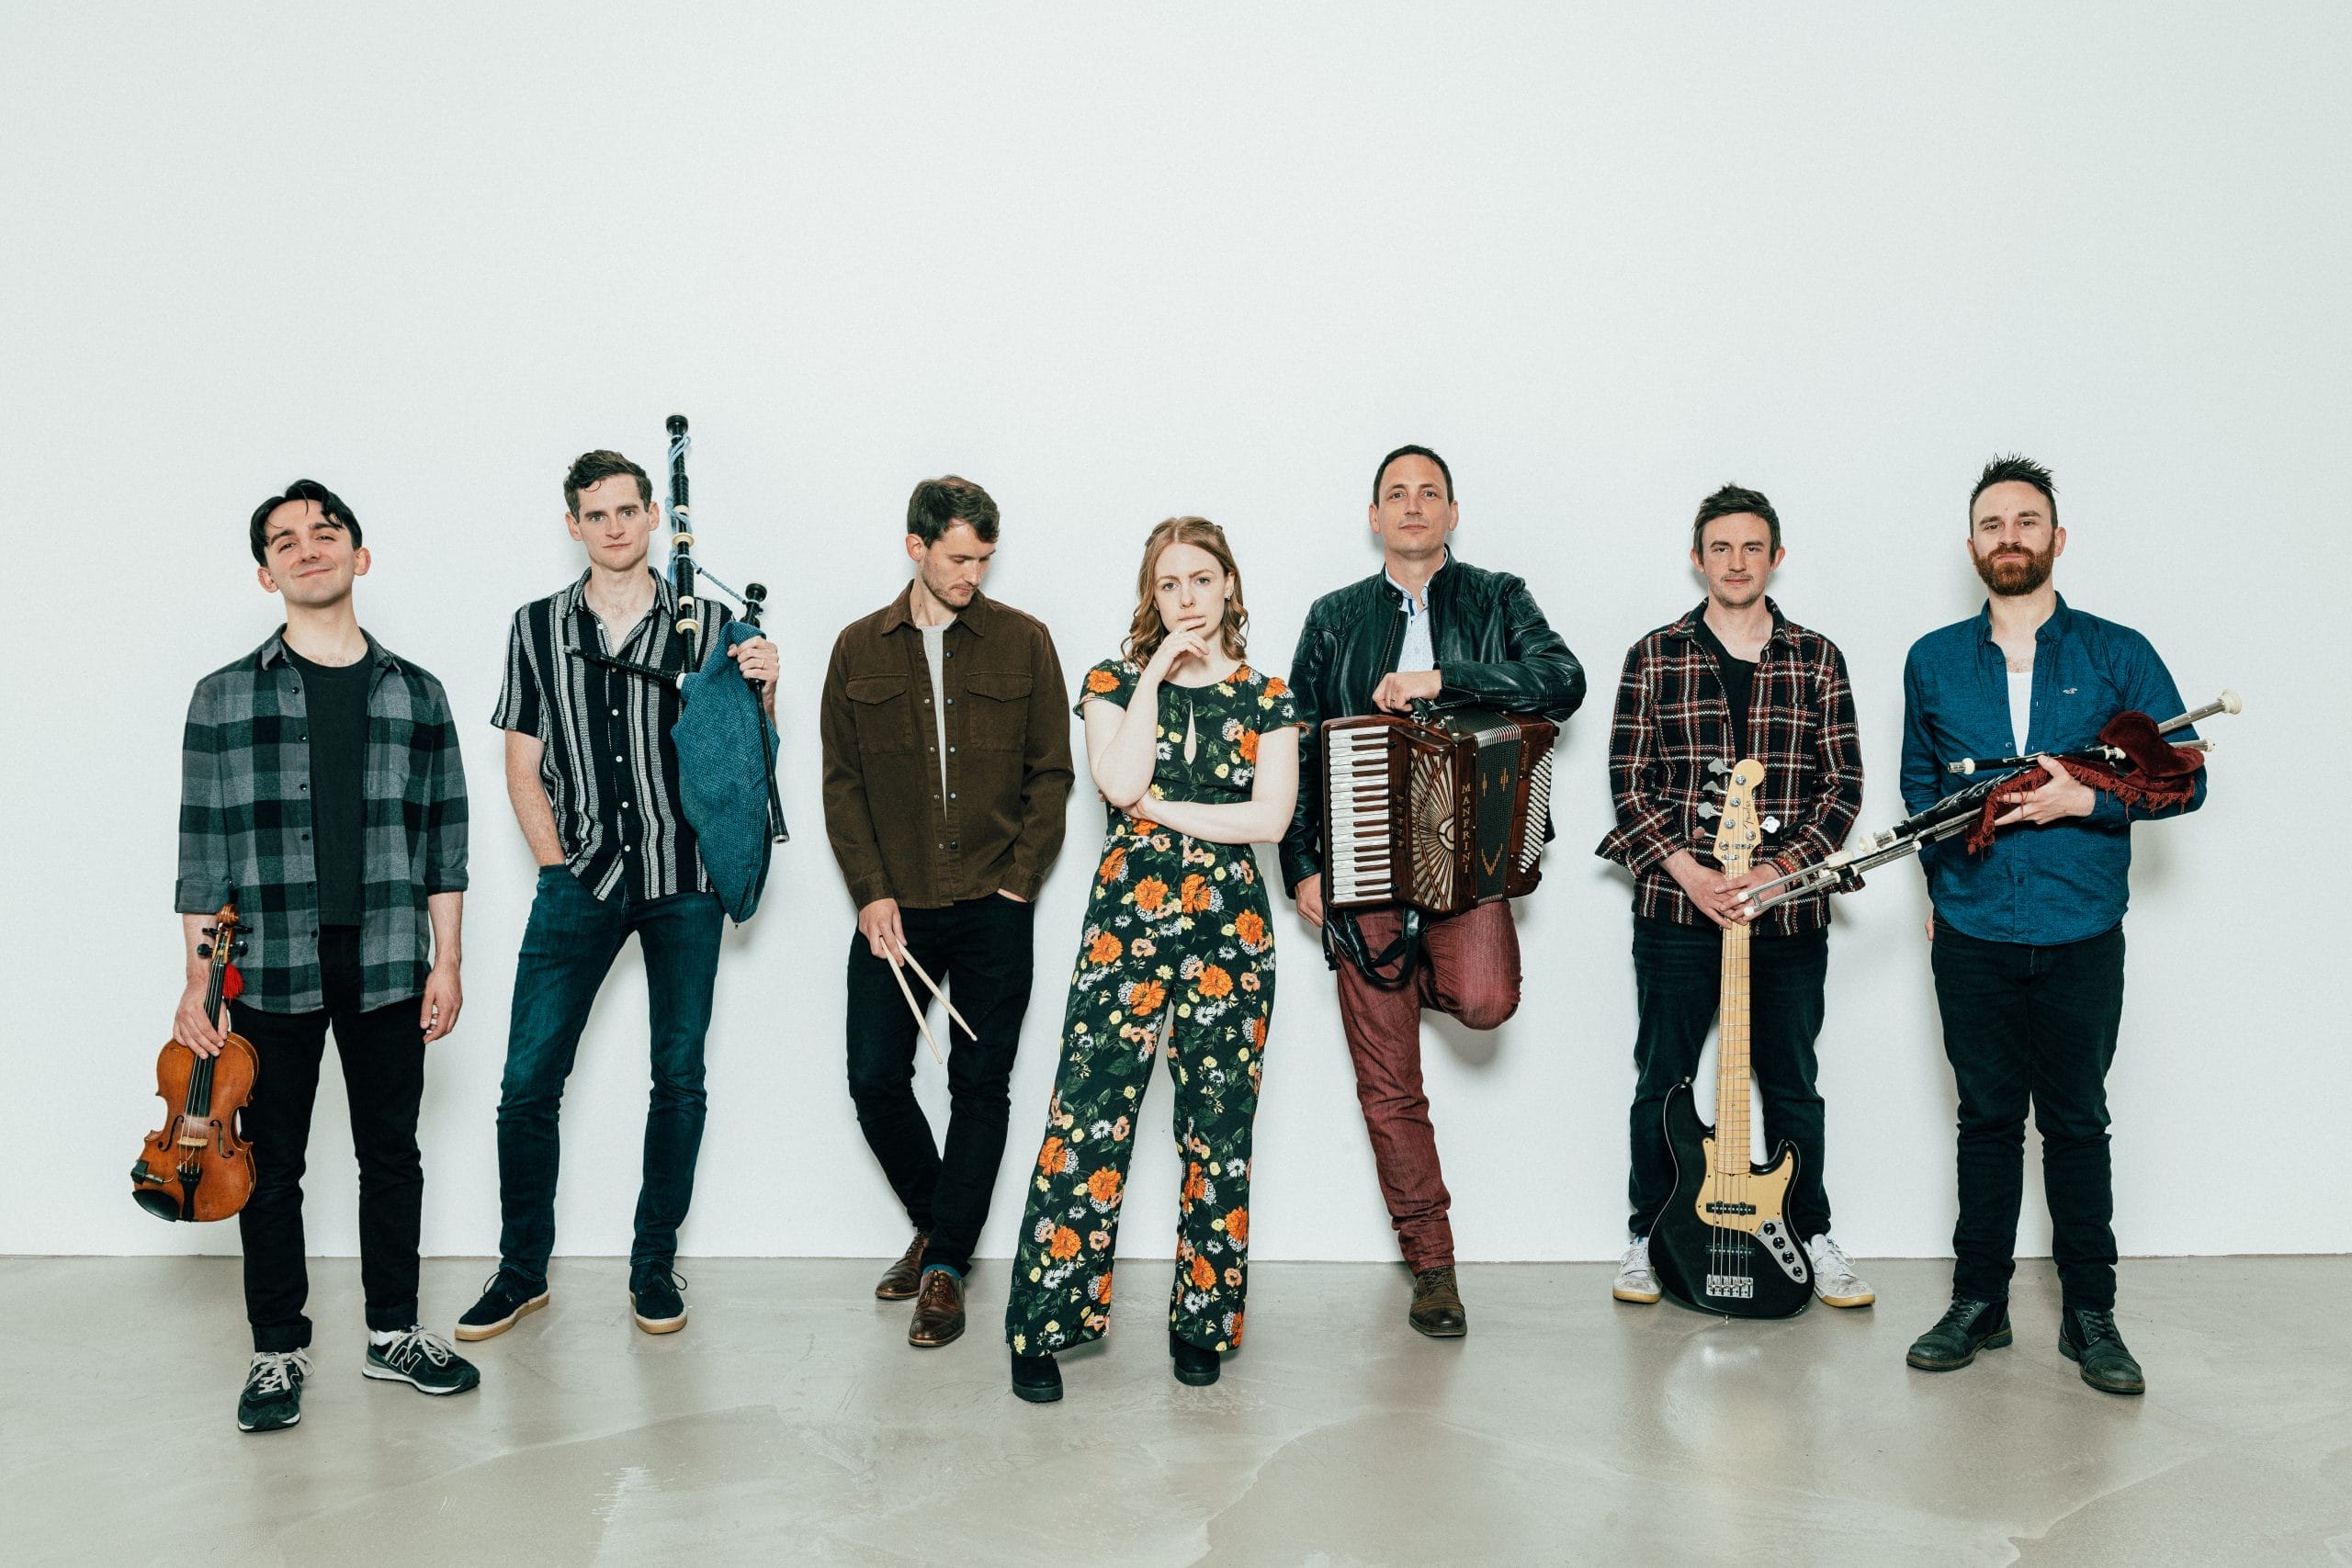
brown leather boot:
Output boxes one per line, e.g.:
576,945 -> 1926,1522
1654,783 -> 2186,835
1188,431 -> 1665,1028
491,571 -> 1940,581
1409,1266 -> 1468,1338
908,1269 -> 966,1348
875,1233 -> 927,1301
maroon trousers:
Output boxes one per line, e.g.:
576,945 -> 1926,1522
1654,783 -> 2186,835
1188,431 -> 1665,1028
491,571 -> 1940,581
1334,901 -> 1521,1271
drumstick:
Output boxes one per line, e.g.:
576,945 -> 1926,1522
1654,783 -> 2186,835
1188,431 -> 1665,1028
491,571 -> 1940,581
885,951 -> 946,1065
896,948 -> 978,1042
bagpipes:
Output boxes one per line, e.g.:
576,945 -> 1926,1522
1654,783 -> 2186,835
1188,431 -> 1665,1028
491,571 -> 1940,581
1736,690 -> 2240,918
575,414 -> 789,919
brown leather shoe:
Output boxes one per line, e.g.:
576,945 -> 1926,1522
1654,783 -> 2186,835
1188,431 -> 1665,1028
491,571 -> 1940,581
908,1269 -> 966,1348
875,1233 -> 927,1301
1409,1265 -> 1468,1338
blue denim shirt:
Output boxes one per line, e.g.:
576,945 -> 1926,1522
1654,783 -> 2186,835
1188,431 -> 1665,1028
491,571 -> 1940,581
1900,595 -> 2206,946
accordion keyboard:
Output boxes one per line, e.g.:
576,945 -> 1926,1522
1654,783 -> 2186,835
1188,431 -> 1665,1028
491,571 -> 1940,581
1325,726 -> 1396,903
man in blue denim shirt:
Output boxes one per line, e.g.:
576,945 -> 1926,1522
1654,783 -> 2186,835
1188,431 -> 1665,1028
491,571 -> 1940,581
1898,456 -> 2206,1396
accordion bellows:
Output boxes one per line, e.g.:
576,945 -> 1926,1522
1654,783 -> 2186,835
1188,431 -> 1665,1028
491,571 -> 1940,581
1321,708 -> 1558,916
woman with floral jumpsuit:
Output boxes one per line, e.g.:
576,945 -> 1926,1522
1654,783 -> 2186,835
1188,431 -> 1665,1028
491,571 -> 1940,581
1006,517 -> 1302,1401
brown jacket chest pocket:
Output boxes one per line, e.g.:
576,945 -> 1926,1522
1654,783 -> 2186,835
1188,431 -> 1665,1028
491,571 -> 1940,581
845,673 -> 918,754
961,671 -> 1032,750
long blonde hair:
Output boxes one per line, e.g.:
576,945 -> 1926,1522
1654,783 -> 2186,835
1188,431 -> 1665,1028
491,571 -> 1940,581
1121,516 -> 1250,665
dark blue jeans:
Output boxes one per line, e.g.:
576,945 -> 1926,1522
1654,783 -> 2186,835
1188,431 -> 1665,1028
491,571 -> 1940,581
495,867 -> 724,1280
1929,920 -> 2126,1311
1628,915 -> 1832,1242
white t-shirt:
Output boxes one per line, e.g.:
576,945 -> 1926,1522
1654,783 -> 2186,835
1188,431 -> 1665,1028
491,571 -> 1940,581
921,621 -> 950,795
2007,668 -> 2034,757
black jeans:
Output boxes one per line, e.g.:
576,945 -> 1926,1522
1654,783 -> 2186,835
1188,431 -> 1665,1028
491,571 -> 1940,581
1628,915 -> 1832,1241
231,927 -> 427,1352
495,869 -> 725,1281
844,893 -> 1036,1274
1930,920 -> 2126,1310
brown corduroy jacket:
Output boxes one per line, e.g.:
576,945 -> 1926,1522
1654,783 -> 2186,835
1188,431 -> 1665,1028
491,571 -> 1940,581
820,587 -> 1074,910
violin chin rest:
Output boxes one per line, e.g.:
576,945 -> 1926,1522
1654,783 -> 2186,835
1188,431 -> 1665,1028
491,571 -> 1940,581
132,1187 -> 185,1223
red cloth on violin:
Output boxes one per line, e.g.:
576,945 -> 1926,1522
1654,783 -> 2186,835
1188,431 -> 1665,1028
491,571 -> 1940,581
1963,710 -> 2202,853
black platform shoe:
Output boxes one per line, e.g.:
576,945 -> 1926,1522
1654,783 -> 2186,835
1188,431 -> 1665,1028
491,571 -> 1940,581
1170,1328 -> 1221,1386
1011,1350 -> 1063,1403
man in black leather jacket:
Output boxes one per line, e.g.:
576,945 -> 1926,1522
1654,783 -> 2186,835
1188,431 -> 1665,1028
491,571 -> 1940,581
1280,445 -> 1585,1337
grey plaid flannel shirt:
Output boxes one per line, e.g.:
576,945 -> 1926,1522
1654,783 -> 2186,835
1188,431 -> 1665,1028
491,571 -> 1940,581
176,630 -> 469,1014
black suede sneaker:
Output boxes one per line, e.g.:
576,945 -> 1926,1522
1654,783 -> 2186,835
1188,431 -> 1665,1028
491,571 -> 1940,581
236,1348 -> 310,1433
630,1265 -> 688,1334
365,1328 -> 482,1396
455,1270 -> 549,1342
1905,1297 -> 2013,1371
2060,1305 -> 2145,1395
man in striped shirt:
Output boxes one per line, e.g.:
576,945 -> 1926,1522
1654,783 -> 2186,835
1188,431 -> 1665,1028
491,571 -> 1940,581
1597,484 -> 1873,1312
458,449 -> 777,1343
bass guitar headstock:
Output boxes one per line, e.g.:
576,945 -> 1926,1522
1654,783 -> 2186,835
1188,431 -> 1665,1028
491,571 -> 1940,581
1712,760 -> 1766,875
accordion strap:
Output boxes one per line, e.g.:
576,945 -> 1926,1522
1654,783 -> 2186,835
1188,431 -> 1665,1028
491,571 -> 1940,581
1323,907 -> 1425,989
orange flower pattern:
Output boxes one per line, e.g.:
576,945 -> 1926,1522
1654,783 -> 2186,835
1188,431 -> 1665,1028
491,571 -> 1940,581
1004,654 -> 1305,1358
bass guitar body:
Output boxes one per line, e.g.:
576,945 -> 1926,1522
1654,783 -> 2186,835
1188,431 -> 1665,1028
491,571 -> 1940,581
1648,1078 -> 1811,1319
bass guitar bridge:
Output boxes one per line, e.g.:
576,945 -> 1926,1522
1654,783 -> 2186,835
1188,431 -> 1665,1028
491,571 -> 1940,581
1704,1275 -> 1755,1300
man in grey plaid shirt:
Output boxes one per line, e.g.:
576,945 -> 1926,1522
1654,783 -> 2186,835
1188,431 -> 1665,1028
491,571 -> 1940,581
175,479 -> 479,1434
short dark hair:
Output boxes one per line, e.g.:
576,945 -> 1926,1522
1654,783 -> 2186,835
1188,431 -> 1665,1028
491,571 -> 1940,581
1372,444 -> 1454,503
249,479 -> 361,566
1691,484 -> 1781,555
906,476 -> 1001,546
1969,454 -> 2058,527
564,450 -> 653,515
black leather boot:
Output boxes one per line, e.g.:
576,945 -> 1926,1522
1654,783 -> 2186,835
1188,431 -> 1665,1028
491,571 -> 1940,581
1170,1328 -> 1221,1386
1010,1350 -> 1062,1404
1905,1297 -> 2012,1371
2060,1305 -> 2145,1395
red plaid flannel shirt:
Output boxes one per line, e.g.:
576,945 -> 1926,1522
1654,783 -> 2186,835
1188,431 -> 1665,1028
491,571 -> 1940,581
1594,601 -> 1863,935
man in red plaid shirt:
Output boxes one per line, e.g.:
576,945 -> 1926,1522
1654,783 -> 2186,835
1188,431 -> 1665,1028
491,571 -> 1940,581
1595,485 -> 1874,1310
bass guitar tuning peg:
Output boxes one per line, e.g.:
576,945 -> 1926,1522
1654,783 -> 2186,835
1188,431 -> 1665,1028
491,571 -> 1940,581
1696,803 -> 1719,819
1761,816 -> 1781,834
1707,759 -> 1732,775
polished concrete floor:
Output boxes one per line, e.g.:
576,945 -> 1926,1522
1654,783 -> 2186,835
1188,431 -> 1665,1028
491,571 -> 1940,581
3,1256 -> 2345,1567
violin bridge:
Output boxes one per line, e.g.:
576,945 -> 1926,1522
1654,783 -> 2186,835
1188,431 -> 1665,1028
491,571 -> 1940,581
177,1135 -> 209,1149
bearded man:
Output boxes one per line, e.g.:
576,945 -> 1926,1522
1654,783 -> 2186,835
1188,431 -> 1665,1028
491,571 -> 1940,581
1897,455 -> 2207,1396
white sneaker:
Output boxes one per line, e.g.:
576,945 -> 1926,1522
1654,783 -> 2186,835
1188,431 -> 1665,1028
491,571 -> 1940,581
1806,1234 -> 1876,1307
1612,1237 -> 1661,1303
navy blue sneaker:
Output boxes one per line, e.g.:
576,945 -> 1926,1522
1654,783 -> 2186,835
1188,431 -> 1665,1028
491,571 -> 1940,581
364,1328 -> 482,1395
236,1348 -> 310,1432
630,1266 -> 688,1335
456,1270 -> 549,1342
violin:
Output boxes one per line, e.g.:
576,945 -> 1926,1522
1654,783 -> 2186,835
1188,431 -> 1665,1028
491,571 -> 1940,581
131,902 -> 257,1222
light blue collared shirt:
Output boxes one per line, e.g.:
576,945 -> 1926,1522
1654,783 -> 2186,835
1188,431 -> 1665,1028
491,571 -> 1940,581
1385,562 -> 1440,673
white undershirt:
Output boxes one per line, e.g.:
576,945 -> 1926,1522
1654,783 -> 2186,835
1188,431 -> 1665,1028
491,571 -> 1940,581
2007,668 -> 2034,757
921,622 -> 949,796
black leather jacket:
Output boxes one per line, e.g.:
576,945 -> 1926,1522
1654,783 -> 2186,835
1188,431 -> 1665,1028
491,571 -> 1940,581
1279,552 -> 1586,893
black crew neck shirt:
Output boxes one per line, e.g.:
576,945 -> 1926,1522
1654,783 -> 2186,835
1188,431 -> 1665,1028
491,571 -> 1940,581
285,646 -> 373,928
1690,618 -> 1758,760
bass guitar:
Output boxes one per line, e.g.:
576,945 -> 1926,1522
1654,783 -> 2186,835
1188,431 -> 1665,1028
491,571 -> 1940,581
1648,760 -> 1812,1318
130,903 -> 257,1222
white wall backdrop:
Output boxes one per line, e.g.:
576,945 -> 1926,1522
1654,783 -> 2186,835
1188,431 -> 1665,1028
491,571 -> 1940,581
4,4 -> 2345,1268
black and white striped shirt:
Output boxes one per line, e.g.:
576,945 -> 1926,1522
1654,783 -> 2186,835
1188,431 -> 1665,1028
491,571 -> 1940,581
492,570 -> 731,901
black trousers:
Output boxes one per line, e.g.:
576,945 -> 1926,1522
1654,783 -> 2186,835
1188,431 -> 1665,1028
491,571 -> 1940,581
1628,915 -> 1832,1241
231,928 -> 427,1351
1930,921 -> 2127,1311
844,894 -> 1036,1274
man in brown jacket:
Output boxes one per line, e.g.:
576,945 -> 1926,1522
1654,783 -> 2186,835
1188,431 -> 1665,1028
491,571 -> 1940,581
820,476 -> 1074,1348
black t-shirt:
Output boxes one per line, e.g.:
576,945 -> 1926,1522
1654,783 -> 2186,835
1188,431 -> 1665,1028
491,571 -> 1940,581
1690,619 -> 1757,760
286,647 -> 373,928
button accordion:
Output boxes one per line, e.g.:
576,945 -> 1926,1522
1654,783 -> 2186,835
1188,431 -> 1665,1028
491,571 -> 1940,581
1319,707 -> 1559,915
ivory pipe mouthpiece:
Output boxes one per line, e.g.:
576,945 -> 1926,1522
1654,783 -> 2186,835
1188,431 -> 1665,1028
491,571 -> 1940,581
2219,688 -> 2242,715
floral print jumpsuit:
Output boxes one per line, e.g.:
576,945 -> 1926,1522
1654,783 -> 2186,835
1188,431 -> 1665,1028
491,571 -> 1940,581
1004,657 -> 1303,1356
